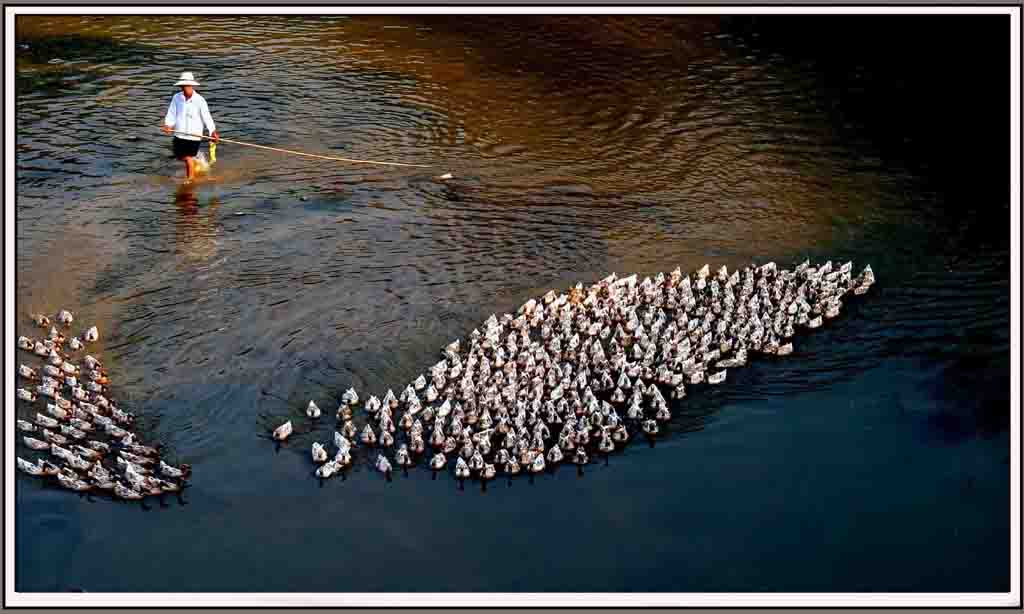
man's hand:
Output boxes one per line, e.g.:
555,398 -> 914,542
211,131 -> 220,142
161,125 -> 173,135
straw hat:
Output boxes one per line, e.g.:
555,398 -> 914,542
173,71 -> 200,87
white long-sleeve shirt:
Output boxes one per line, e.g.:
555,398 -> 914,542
164,91 -> 216,141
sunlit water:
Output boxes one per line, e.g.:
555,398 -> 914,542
15,15 -> 1009,592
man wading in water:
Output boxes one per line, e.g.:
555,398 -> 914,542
162,71 -> 219,183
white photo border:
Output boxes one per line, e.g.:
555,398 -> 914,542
4,4 -> 1020,608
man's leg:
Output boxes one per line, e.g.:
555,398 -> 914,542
184,156 -> 195,181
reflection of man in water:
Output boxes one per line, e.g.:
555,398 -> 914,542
162,71 -> 219,183
174,186 -> 221,264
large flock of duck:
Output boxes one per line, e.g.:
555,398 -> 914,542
15,312 -> 191,501
15,260 -> 873,496
272,260 -> 876,482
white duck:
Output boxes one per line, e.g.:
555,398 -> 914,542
316,459 -> 341,479
73,445 -> 102,461
334,432 -> 352,455
311,442 -> 328,463
334,449 -> 352,467
105,423 -> 129,439
59,424 -> 87,440
17,458 -> 46,476
395,444 -> 412,467
375,454 -> 392,475
306,400 -> 321,419
272,420 -> 293,441
360,424 -> 377,446
430,452 -> 447,470
35,413 -> 59,429
86,440 -> 111,454
455,457 -> 471,479
83,326 -> 99,342
364,395 -> 382,414
57,310 -> 73,327
528,452 -> 546,474
481,463 -> 496,480
57,472 -> 92,492
23,436 -> 49,451
114,482 -> 144,500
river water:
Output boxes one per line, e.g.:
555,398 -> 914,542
14,15 -> 1010,593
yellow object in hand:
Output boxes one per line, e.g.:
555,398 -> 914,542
209,141 -> 217,164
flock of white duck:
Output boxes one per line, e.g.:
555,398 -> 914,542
272,260 -> 875,482
15,311 -> 191,501
14,260 -> 874,496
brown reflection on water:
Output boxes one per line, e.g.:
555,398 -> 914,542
14,13 -> 911,402
173,186 -> 222,266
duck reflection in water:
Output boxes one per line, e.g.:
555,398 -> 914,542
174,184 -> 221,265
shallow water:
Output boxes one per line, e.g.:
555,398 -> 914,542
14,15 -> 1010,592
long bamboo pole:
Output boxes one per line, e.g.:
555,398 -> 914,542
169,130 -> 433,168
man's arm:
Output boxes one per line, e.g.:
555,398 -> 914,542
200,98 -> 219,141
161,97 -> 176,134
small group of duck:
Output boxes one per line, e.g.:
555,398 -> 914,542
272,259 -> 876,482
15,310 -> 192,501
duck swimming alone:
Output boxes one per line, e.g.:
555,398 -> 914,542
272,420 -> 293,441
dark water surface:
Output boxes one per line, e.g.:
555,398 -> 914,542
14,15 -> 1010,592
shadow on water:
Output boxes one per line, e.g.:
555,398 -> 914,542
723,15 -> 1010,207
15,28 -> 160,95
